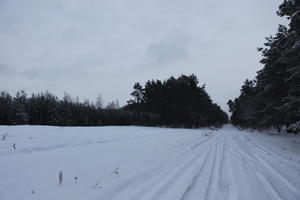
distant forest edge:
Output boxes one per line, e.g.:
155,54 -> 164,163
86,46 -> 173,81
1,1 -> 299,132
228,0 -> 300,133
0,74 -> 228,128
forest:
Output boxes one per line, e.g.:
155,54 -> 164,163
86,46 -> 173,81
1,1 -> 300,200
0,74 -> 228,128
126,74 -> 228,127
228,0 -> 300,133
1,0 -> 299,132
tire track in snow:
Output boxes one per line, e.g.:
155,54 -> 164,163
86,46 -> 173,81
234,134 -> 300,189
215,134 -> 230,200
94,126 -> 300,200
229,133 -> 298,200
129,133 -> 217,200
179,147 -> 212,200
179,134 -> 231,200
203,135 -> 230,200
232,134 -> 300,199
249,137 -> 300,167
98,132 -> 217,200
145,147 -> 213,200
228,137 -> 274,200
1,132 -> 184,156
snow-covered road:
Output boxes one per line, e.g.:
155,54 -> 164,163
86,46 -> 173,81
0,125 -> 299,200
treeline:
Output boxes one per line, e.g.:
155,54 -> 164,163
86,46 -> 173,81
0,90 -> 136,126
0,74 -> 228,128
228,0 -> 300,133
126,74 -> 228,128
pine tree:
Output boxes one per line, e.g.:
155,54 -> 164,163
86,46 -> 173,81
127,75 -> 228,127
95,94 -> 104,109
9,90 -> 29,125
228,0 -> 300,130
0,91 -> 12,125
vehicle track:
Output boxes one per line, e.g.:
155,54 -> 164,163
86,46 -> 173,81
229,133 -> 300,200
95,126 -> 300,200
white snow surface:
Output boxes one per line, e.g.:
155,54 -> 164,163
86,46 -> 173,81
0,125 -> 300,200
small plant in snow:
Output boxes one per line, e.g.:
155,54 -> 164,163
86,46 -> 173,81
113,168 -> 120,177
2,133 -> 7,141
92,181 -> 103,189
209,127 -> 218,131
59,171 -> 63,185
287,122 -> 300,135
203,132 -> 211,137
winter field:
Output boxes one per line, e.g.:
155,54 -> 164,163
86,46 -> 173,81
0,125 -> 300,200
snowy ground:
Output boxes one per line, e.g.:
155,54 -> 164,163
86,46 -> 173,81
0,125 -> 300,200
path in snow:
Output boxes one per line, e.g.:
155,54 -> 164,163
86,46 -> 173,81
0,125 -> 299,200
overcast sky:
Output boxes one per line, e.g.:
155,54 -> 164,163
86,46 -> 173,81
0,0 -> 287,112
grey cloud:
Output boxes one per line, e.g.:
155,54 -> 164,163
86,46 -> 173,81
20,67 -> 63,79
0,63 -> 16,75
0,0 -> 286,113
145,41 -> 188,66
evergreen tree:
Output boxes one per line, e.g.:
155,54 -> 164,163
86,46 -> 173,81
95,94 -> 104,109
127,74 -> 228,128
228,0 -> 300,131
9,90 -> 29,125
0,91 -> 12,124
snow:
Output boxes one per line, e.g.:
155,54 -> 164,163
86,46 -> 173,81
0,125 -> 300,200
287,121 -> 300,134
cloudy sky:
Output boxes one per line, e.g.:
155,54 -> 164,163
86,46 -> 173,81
0,0 -> 287,112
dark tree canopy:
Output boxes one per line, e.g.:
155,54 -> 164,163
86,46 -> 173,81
0,90 -> 133,126
228,0 -> 300,132
0,75 -> 227,128
126,74 -> 228,128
